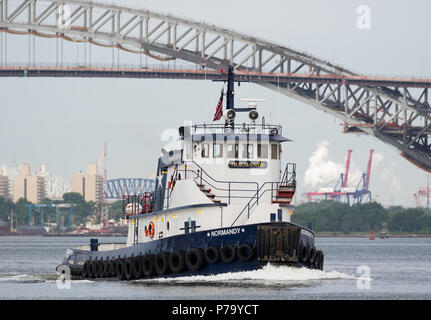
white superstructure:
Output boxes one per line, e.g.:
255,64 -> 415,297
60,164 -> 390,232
125,110 -> 296,247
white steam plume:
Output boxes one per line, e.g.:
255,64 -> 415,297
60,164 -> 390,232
304,140 -> 363,189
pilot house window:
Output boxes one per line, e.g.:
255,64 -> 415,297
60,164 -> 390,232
257,144 -> 268,159
242,144 -> 254,159
201,144 -> 209,158
271,144 -> 279,160
228,143 -> 239,159
213,143 -> 223,158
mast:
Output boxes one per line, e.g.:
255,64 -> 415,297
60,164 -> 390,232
226,65 -> 234,110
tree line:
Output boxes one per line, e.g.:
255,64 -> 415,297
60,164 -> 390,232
0,193 -> 124,228
292,200 -> 431,234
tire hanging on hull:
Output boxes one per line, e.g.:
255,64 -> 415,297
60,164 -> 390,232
204,246 -> 220,264
237,244 -> 254,261
116,259 -> 127,281
220,245 -> 237,263
169,250 -> 187,274
124,257 -> 135,280
154,252 -> 171,275
185,248 -> 205,271
142,254 -> 156,277
132,256 -> 144,279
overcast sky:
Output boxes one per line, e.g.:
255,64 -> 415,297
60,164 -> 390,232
1,0 -> 430,207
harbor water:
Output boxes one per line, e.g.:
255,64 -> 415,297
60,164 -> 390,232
0,236 -> 430,300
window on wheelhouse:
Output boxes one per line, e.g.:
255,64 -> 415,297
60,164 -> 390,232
271,144 -> 279,160
227,143 -> 239,159
213,143 -> 223,158
201,143 -> 209,158
258,143 -> 268,159
242,144 -> 254,159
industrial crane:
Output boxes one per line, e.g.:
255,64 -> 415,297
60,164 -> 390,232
306,149 -> 374,204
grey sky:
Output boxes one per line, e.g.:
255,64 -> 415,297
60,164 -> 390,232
0,0 -> 430,207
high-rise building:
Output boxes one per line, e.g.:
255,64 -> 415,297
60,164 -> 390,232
0,166 -> 9,200
13,164 -> 46,204
71,163 -> 103,203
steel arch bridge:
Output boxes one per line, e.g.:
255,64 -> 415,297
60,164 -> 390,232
1,0 -> 431,171
105,178 -> 156,200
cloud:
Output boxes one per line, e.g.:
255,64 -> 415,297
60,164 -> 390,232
304,141 -> 344,188
380,166 -> 400,192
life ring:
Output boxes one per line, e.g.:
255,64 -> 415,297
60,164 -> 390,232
142,254 -> 156,277
185,248 -> 205,271
154,252 -> 171,275
204,246 -> 220,264
124,257 -> 135,281
132,256 -> 144,279
168,250 -> 186,274
220,245 -> 237,263
147,222 -> 155,238
237,244 -> 254,261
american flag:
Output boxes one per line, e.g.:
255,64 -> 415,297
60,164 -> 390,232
213,90 -> 224,121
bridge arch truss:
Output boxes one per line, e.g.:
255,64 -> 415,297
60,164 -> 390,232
1,0 -> 431,171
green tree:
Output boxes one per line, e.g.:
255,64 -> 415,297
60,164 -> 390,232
0,196 -> 14,223
62,192 -> 95,225
108,200 -> 124,221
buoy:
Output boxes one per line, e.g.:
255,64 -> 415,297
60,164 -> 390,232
369,231 -> 375,240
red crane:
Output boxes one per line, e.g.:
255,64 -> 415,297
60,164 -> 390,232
343,150 -> 353,187
365,149 -> 374,191
413,193 -> 422,207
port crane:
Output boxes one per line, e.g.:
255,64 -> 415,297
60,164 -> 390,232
306,149 -> 374,204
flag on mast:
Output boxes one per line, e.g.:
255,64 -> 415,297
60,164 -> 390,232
213,89 -> 224,121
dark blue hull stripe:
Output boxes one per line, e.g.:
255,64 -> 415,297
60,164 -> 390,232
63,222 -> 315,278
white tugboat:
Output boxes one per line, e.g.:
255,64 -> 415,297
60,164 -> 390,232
57,66 -> 324,280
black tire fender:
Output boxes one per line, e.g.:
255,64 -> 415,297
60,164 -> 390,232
124,257 -> 135,281
116,259 -> 127,281
142,254 -> 156,278
299,244 -> 309,263
154,252 -> 171,275
308,246 -> 317,265
220,245 -> 237,263
132,256 -> 144,279
169,250 -> 187,274
185,248 -> 206,271
204,246 -> 220,264
89,260 -> 97,278
237,244 -> 254,262
97,260 -> 105,278
82,261 -> 90,278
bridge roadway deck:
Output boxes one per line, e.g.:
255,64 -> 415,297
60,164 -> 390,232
1,65 -> 430,88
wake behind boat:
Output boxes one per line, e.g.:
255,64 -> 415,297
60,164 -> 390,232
56,66 -> 324,281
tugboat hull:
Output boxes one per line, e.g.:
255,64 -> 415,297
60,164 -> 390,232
57,222 -> 323,280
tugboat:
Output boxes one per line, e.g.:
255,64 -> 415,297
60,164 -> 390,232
56,66 -> 324,281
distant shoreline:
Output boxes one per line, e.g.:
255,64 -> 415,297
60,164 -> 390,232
316,233 -> 431,238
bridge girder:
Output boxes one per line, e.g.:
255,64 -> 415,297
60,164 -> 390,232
106,178 -> 156,200
1,0 -> 431,171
